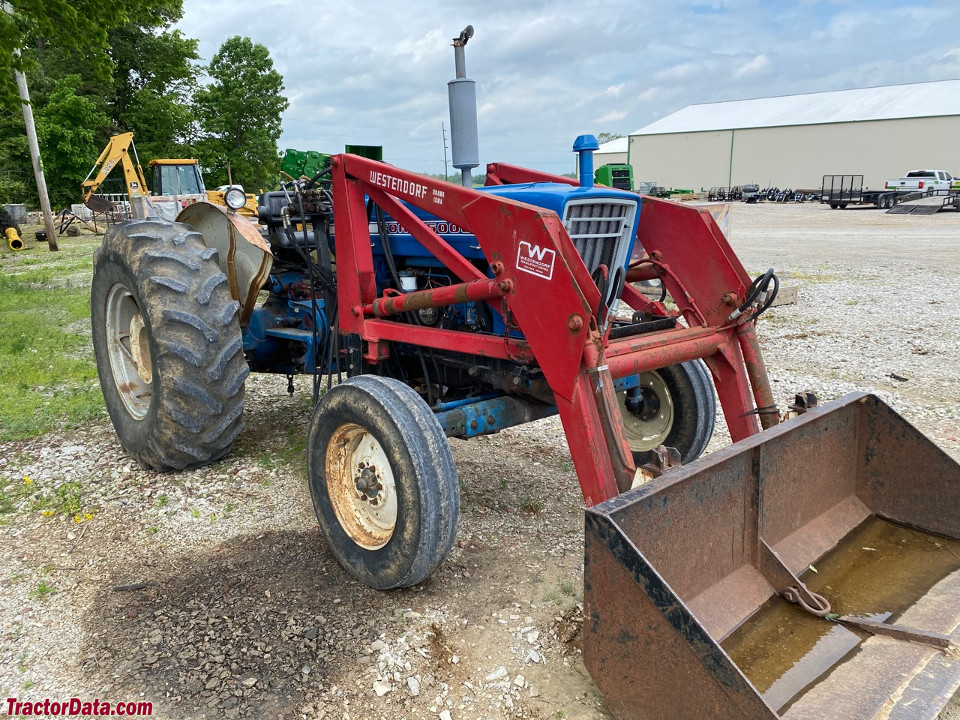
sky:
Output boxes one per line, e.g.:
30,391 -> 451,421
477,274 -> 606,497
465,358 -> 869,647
175,0 -> 960,177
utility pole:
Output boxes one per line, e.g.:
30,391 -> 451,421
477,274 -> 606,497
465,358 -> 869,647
441,122 -> 449,183
13,47 -> 58,251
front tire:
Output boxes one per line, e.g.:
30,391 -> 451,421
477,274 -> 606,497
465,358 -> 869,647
91,219 -> 248,471
618,360 -> 716,466
307,375 -> 460,589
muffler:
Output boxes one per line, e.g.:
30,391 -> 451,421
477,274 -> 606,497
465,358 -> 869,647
584,392 -> 960,719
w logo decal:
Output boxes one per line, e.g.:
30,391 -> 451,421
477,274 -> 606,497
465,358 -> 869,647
516,241 -> 556,280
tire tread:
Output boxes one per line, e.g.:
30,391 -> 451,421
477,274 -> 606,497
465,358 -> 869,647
91,219 -> 247,471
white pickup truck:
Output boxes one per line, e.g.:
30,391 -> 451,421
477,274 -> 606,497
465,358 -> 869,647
884,169 -> 954,192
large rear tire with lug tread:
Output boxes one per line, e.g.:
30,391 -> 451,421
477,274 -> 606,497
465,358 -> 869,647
618,359 -> 715,466
90,219 -> 248,471
307,375 -> 460,589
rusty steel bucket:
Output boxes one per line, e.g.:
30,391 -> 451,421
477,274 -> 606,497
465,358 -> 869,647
584,392 -> 960,719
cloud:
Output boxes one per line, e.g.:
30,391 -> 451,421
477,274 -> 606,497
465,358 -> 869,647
636,87 -> 660,103
174,0 -> 960,174
654,62 -> 702,82
734,54 -> 770,78
596,110 -> 628,124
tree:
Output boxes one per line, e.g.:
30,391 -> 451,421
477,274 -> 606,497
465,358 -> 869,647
193,37 -> 289,191
0,0 -> 192,207
0,111 -> 30,201
35,74 -> 109,208
0,0 -> 179,112
107,24 -> 200,160
597,132 -> 625,144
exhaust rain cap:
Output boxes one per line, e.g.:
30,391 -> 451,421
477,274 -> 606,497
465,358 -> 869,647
573,134 -> 599,188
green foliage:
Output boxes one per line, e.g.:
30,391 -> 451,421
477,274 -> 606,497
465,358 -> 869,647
597,132 -> 625,144
35,75 -> 109,208
0,1 -> 202,208
0,475 -> 34,519
30,579 -> 56,601
0,235 -> 104,442
0,112 -> 30,201
107,25 -> 200,160
415,171 -> 459,184
1,13 -> 288,211
193,36 -> 289,191
0,0 -> 180,111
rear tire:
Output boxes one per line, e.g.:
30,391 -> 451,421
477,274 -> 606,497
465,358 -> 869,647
91,219 -> 248,471
618,360 -> 715,466
307,375 -> 460,589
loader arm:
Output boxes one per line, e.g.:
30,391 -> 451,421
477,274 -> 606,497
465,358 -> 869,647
331,154 -> 776,506
485,162 -> 779,443
81,132 -> 149,206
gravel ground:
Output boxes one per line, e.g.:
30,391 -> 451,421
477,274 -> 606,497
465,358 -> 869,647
1,201 -> 958,719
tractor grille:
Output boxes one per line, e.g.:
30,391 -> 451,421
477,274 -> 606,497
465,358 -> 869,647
562,198 -> 637,302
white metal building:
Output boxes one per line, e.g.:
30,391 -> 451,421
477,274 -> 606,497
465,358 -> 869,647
627,79 -> 960,191
594,137 -> 629,167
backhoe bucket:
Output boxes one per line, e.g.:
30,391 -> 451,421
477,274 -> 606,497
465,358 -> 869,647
584,392 -> 960,719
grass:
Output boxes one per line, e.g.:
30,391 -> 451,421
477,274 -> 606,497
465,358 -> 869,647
251,425 -> 309,471
0,477 -> 34,520
33,481 -> 85,516
0,234 -> 105,441
784,270 -> 842,284
29,580 -> 56,601
520,497 -> 544,514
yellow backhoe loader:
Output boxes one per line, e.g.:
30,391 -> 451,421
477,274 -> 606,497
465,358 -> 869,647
81,132 -> 257,221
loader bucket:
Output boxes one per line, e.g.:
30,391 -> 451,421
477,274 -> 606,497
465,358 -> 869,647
584,392 -> 960,719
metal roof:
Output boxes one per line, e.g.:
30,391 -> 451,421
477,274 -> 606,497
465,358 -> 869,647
596,137 -> 628,154
632,79 -> 960,135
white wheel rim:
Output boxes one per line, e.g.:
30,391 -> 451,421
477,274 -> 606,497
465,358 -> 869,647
618,371 -> 675,452
326,423 -> 398,550
105,283 -> 153,419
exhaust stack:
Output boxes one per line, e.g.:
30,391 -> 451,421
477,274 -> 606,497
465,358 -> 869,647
573,134 -> 599,187
448,25 -> 479,187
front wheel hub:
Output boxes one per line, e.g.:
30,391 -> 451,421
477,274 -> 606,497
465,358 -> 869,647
105,284 -> 153,419
618,371 -> 675,452
327,424 -> 398,550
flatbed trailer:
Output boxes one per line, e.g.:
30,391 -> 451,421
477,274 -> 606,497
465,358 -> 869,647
820,174 -> 921,209
887,190 -> 960,214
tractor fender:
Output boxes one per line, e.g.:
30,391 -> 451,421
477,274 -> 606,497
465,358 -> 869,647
176,201 -> 273,326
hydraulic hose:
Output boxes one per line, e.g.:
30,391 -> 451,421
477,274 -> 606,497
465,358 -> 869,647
744,269 -> 779,322
728,268 -> 779,323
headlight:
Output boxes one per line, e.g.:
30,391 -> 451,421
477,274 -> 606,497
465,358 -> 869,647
224,186 -> 247,211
